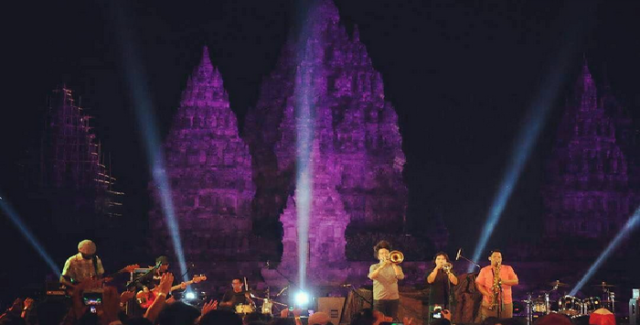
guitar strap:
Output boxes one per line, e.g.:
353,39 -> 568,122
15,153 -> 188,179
92,255 -> 99,277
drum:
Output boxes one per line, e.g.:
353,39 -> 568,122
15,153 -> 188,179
235,304 -> 256,314
558,295 -> 582,316
584,296 -> 601,313
530,294 -> 552,314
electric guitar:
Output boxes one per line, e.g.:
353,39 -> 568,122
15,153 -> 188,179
62,264 -> 140,295
136,274 -> 207,308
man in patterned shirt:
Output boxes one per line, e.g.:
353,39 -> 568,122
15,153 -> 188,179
60,239 -> 104,287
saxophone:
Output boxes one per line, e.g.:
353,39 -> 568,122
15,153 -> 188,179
489,264 -> 501,310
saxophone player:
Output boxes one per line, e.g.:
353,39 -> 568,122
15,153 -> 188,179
475,250 -> 519,320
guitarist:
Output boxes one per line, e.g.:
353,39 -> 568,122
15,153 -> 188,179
60,239 -> 104,287
142,256 -> 187,295
149,256 -> 186,292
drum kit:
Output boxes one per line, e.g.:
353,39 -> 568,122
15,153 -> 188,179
523,280 -> 617,323
235,286 -> 289,316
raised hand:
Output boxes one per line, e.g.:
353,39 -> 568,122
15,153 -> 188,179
442,309 -> 452,321
23,298 -> 34,310
158,273 -> 174,295
8,298 -> 23,315
201,300 -> 218,316
101,287 -> 120,325
120,290 -> 135,304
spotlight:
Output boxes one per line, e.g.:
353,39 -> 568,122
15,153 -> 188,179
184,291 -> 196,300
294,291 -> 310,307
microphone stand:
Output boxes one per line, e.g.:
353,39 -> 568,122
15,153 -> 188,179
339,284 -> 373,325
497,281 -> 503,319
458,256 -> 481,271
446,269 -> 452,312
455,249 -> 480,271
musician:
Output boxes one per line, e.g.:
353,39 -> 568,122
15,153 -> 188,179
368,240 -> 404,321
426,252 -> 458,324
150,256 -> 177,288
220,278 -> 254,311
142,256 -> 187,294
60,239 -> 104,286
475,250 -> 519,320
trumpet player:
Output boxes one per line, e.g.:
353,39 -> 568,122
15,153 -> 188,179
368,240 -> 404,320
426,252 -> 458,324
476,249 -> 519,320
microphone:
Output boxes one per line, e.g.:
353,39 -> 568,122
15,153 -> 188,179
341,284 -> 352,287
244,277 -> 248,291
456,249 -> 462,261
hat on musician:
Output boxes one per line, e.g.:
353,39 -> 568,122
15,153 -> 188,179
156,255 -> 169,265
78,240 -> 96,255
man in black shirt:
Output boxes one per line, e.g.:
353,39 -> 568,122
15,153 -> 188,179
426,252 -> 458,324
220,278 -> 254,312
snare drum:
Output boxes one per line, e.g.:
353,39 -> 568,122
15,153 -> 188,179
558,295 -> 582,316
235,304 -> 256,314
532,299 -> 547,313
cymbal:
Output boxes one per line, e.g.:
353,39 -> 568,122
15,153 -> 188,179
592,282 -> 616,288
549,281 -> 570,287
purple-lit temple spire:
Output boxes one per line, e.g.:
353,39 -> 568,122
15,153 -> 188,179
543,60 -> 635,241
245,0 -> 408,263
149,47 -> 255,266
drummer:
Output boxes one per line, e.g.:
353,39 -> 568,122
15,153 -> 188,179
220,277 -> 255,311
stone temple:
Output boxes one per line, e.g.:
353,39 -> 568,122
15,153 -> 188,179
150,0 -> 413,290
148,47 -> 258,268
244,0 -> 409,263
543,61 -> 640,244
146,1 -> 640,301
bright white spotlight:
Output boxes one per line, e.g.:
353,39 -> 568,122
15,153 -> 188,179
184,291 -> 196,300
294,291 -> 310,307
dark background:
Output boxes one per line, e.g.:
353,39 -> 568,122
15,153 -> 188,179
1,0 -> 640,305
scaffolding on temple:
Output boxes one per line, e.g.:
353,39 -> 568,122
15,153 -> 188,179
40,85 -> 124,220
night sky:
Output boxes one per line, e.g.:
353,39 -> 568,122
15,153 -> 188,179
2,0 -> 640,283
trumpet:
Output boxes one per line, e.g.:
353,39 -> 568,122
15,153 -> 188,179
442,262 -> 453,273
388,250 -> 404,264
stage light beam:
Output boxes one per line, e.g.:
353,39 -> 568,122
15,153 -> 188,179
106,2 -> 189,283
468,0 -> 595,270
569,209 -> 640,296
0,193 -> 60,276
